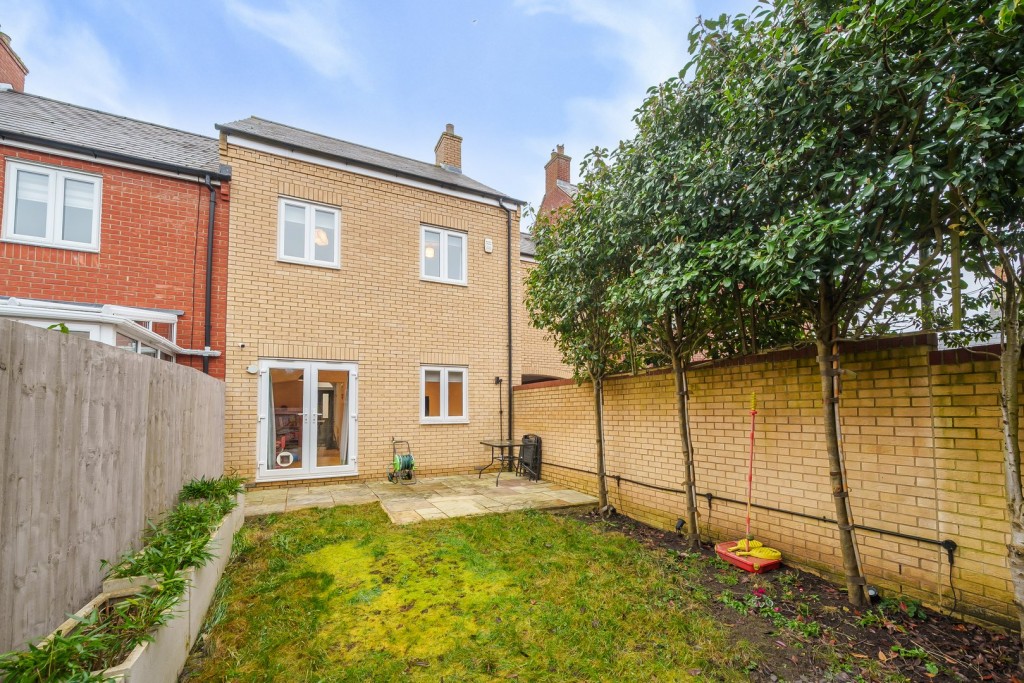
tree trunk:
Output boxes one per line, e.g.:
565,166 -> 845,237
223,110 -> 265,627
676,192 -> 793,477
817,288 -> 869,607
670,352 -> 700,547
997,280 -> 1024,666
594,377 -> 609,511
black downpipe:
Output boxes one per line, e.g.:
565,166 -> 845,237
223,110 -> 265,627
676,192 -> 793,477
202,175 -> 216,375
497,198 -> 514,442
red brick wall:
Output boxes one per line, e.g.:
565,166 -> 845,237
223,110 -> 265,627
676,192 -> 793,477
0,36 -> 27,93
0,146 -> 229,378
539,146 -> 572,216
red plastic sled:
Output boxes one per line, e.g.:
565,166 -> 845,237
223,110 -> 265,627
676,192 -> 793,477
715,541 -> 782,574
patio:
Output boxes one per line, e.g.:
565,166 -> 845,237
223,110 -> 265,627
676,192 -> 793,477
244,473 -> 598,523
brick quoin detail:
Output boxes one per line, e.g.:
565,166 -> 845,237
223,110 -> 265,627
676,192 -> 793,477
0,146 -> 229,378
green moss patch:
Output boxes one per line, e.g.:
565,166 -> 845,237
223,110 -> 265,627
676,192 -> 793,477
183,505 -> 750,682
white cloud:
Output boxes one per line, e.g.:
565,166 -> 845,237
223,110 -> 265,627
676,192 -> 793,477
0,4 -> 154,119
224,0 -> 360,81
514,0 -> 698,214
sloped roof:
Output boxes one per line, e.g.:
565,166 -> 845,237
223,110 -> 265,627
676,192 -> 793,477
0,90 -> 226,177
217,116 -> 523,204
556,179 -> 578,198
520,232 -> 537,258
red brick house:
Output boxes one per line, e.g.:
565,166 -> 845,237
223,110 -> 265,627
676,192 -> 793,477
0,32 -> 230,378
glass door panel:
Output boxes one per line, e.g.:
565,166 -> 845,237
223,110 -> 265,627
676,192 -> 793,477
314,369 -> 350,469
265,365 -> 306,473
259,360 -> 357,480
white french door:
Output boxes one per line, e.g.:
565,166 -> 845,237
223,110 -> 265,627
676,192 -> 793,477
257,359 -> 358,481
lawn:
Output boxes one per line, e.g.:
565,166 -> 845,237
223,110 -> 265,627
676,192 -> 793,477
182,505 -> 754,682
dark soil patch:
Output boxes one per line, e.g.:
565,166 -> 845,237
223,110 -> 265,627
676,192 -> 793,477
574,510 -> 1020,682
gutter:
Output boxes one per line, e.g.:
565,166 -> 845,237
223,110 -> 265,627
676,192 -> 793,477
498,198 -> 515,442
0,130 -> 231,181
202,174 -> 217,374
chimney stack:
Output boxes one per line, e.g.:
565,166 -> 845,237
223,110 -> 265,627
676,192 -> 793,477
0,32 -> 28,92
434,123 -> 462,173
539,144 -> 574,216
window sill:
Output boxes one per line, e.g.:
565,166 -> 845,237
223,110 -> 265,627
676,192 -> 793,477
1,236 -> 100,253
420,418 -> 470,425
276,256 -> 341,270
419,276 -> 468,287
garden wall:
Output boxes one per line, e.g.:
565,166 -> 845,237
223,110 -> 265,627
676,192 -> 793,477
515,334 -> 1016,628
0,320 -> 225,651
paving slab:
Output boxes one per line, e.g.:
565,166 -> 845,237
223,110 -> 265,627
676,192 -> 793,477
244,474 -> 597,524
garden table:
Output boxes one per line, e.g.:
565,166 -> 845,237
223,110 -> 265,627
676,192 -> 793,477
477,439 -> 524,485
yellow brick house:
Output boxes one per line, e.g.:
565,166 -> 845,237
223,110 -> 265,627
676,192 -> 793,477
217,118 -> 525,485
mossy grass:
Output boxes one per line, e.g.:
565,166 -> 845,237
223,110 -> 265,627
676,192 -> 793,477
184,506 -> 755,682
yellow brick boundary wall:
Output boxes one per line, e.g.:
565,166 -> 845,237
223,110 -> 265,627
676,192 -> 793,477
514,334 -> 1017,629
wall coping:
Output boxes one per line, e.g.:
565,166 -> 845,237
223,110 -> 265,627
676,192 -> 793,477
514,333 -> 1005,392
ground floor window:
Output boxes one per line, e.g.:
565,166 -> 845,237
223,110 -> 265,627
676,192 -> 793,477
258,359 -> 358,481
421,365 -> 468,424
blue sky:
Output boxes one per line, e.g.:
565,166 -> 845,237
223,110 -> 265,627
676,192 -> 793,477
1,0 -> 754,218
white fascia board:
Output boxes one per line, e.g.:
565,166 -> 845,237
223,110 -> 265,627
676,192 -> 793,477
226,135 -> 515,210
0,139 -> 222,185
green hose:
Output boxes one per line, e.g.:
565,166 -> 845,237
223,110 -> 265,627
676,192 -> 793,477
393,454 -> 415,472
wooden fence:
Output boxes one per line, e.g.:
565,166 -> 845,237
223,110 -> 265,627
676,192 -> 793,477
0,320 -> 224,651
515,334 -> 1017,628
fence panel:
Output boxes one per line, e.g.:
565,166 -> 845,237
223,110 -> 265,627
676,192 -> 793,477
0,320 -> 224,651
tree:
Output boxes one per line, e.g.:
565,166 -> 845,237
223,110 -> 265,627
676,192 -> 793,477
892,0 -> 1024,657
690,1 -> 981,606
607,63 -> 804,547
526,152 -> 627,514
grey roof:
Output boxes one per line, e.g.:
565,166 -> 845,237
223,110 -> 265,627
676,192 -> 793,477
0,90 -> 226,177
520,232 -> 537,258
217,116 -> 523,204
556,179 -> 578,198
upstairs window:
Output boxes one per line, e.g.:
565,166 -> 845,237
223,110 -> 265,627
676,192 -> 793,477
2,161 -> 101,251
421,226 -> 466,285
277,198 -> 340,268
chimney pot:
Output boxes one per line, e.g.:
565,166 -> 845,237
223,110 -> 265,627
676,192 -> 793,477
435,123 -> 463,173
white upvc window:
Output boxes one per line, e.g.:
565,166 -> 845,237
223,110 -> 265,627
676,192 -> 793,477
421,365 -> 468,424
277,197 -> 341,268
421,226 -> 466,285
2,160 -> 102,251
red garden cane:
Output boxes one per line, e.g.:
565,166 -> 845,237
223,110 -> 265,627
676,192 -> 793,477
715,391 -> 783,573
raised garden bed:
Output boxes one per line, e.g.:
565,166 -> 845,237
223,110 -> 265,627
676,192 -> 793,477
47,583 -> 190,682
0,476 -> 245,683
102,492 -> 245,652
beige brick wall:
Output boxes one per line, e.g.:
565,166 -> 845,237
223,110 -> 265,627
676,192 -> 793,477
515,338 -> 1019,628
518,259 -> 572,380
223,142 -> 521,486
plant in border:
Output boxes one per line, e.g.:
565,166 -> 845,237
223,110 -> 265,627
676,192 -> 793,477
0,475 -> 241,681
